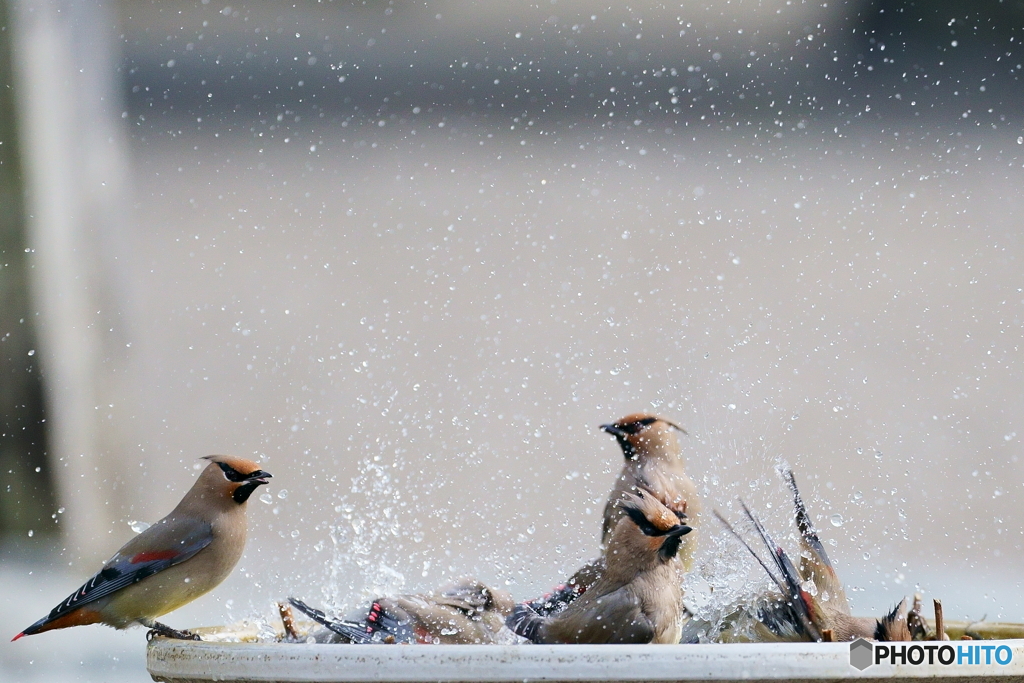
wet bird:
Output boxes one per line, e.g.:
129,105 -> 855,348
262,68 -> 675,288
508,490 -> 692,644
600,414 -> 701,565
289,577 -> 515,644
525,414 -> 702,617
13,456 -> 271,641
705,468 -> 910,643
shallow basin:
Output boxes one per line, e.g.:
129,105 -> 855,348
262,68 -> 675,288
147,636 -> 1024,683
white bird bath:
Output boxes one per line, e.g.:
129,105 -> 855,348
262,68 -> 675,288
147,636 -> 1024,683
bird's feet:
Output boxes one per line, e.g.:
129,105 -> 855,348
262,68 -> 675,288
145,621 -> 202,641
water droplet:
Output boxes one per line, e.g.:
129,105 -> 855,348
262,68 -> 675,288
277,489 -> 288,499
526,523 -> 536,535
290,529 -> 300,538
129,520 -> 151,533
259,492 -> 273,504
853,491 -> 863,501
830,514 -> 844,527
863,551 -> 871,560
874,451 -> 883,461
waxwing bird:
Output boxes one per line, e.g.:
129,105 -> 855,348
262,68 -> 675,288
508,490 -> 691,644
13,455 -> 271,641
707,467 -> 910,643
518,414 -> 701,618
289,577 -> 515,644
600,414 -> 701,565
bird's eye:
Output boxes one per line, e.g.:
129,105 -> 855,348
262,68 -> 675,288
620,417 -> 657,434
216,462 -> 247,482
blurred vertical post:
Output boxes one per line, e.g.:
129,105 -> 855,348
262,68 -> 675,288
0,0 -> 54,540
9,0 -> 136,562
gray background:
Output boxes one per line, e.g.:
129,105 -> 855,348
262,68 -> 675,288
2,0 -> 1023,680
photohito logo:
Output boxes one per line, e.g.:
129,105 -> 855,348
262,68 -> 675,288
849,639 -> 1013,670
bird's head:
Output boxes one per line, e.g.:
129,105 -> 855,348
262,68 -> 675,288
201,455 -> 272,504
600,413 -> 686,461
616,490 -> 692,562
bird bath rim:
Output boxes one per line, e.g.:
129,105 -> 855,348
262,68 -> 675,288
147,633 -> 1024,683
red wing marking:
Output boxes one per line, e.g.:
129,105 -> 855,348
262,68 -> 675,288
130,550 -> 179,564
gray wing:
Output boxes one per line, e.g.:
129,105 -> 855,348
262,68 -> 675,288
32,516 -> 212,627
546,587 -> 655,644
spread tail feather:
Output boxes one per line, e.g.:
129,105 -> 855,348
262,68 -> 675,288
714,504 -> 822,642
288,597 -> 415,644
781,466 -> 833,570
288,597 -> 376,643
875,598 -> 911,642
738,500 -> 822,641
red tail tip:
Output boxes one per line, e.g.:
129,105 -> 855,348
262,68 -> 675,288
11,632 -> 26,642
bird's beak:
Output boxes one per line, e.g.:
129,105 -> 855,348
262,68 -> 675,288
600,423 -> 626,438
245,470 -> 272,485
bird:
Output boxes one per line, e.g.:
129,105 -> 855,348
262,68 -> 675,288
518,413 -> 701,617
12,455 -> 271,641
705,467 -> 910,643
289,577 -> 515,644
507,490 -> 692,644
599,413 -> 701,565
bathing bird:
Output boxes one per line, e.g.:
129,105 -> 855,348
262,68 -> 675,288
290,577 -> 515,644
600,414 -> 700,553
508,490 -> 691,644
524,414 -> 701,617
702,467 -> 910,643
13,455 -> 271,641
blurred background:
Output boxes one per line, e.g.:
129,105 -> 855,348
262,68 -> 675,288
2,0 -> 1024,679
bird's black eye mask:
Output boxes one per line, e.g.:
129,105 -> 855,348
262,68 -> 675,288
619,417 -> 659,435
217,461 -> 249,482
600,417 -> 659,459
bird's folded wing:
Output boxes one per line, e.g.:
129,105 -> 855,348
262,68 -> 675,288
43,517 -> 213,622
552,589 -> 655,644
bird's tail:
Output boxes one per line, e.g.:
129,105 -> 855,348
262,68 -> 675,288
875,598 -> 911,641
781,466 -> 832,568
288,597 -> 394,644
780,466 -> 850,609
12,607 -> 103,641
714,503 -> 823,641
